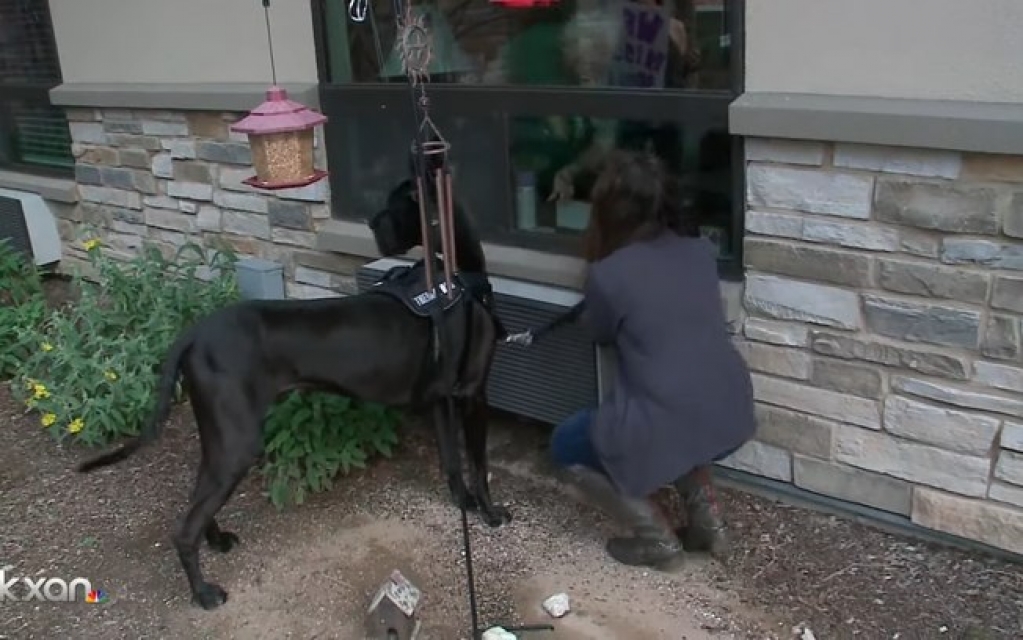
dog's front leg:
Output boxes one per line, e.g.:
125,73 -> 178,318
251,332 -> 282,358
431,400 -> 473,511
463,395 -> 512,527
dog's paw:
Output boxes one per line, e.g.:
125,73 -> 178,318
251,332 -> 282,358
206,530 -> 240,553
481,504 -> 513,528
193,582 -> 228,610
454,491 -> 480,512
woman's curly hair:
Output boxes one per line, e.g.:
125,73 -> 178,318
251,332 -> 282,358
582,149 -> 697,262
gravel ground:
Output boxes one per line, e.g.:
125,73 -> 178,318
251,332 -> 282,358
2,279 -> 1021,639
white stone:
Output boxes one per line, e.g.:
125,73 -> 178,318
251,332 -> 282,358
179,200 -> 199,214
745,209 -> 803,239
105,231 -> 144,254
743,318 -> 809,347
744,274 -> 861,330
143,195 -> 178,210
481,627 -> 517,640
746,138 -> 825,166
218,165 -> 257,192
833,144 -> 962,179
285,281 -> 341,300
752,374 -> 881,430
144,208 -> 198,233
69,121 -> 107,145
310,204 -> 331,219
717,439 -> 792,481
222,210 -> 271,240
882,395 -> 1000,457
214,190 -> 269,214
294,266 -> 333,288
110,220 -> 147,236
1001,421 -> 1023,453
801,219 -> 901,252
890,376 -> 1023,419
271,227 -> 317,247
150,228 -> 189,247
79,185 -> 142,210
266,178 -> 329,203
835,426 -> 991,497
152,152 -> 174,179
973,361 -> 1023,394
747,165 -> 874,219
142,119 -> 190,137
913,487 -> 1023,556
162,138 -> 197,159
994,450 -> 1023,486
167,181 -> 214,201
196,205 -> 222,232
541,593 -> 571,618
989,481 -> 1023,508
737,341 -> 811,379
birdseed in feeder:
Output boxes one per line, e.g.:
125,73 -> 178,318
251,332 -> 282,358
249,129 -> 317,186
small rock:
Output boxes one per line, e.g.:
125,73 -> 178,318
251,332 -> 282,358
792,623 -> 816,640
542,592 -> 571,618
481,626 -> 517,640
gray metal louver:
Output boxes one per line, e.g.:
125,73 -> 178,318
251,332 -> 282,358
356,258 -> 605,425
0,195 -> 33,260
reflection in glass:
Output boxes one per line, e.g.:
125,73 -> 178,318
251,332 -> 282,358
331,0 -> 733,90
509,115 -> 734,258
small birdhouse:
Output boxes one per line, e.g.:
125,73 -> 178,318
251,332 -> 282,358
364,569 -> 423,640
229,86 -> 328,190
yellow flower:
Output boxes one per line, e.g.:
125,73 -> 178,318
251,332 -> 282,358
32,383 -> 49,399
104,370 -> 118,381
41,413 -> 57,427
41,342 -> 53,352
83,238 -> 101,251
67,418 -> 85,434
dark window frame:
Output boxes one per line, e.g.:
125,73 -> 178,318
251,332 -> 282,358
0,0 -> 74,178
311,0 -> 746,278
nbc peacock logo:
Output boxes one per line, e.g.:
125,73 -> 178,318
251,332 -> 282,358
85,589 -> 108,604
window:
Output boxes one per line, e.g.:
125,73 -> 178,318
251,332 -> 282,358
0,0 -> 74,175
315,0 -> 743,271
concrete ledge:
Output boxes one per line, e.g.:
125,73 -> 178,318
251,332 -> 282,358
315,219 -> 587,290
730,92 -> 1023,155
0,169 -> 78,203
50,82 -> 320,112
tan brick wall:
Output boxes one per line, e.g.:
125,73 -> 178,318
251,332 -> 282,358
729,138 -> 1023,555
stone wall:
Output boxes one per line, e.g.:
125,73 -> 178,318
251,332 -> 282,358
57,107 -> 364,298
724,138 -> 1023,555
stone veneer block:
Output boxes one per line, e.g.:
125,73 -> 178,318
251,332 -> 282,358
988,482 -> 1023,509
810,358 -> 883,398
717,440 -> 792,482
744,274 -> 861,330
745,138 -> 825,166
793,454 -> 913,515
747,165 -> 874,219
742,317 -> 809,347
834,426 -> 990,498
744,238 -> 873,288
912,488 -> 1023,555
960,153 -> 1023,183
973,361 -> 1023,393
874,179 -> 1001,234
994,450 -> 1023,487
862,295 -> 981,350
875,257 -> 989,304
1001,422 -> 1023,453
940,238 -> 1023,271
752,374 -> 880,430
753,404 -> 834,459
809,331 -> 970,380
980,315 -> 1021,361
1005,192 -> 1023,239
891,375 -> 1023,418
736,341 -> 811,380
991,276 -> 1023,314
833,143 -> 962,179
882,395 -> 1000,457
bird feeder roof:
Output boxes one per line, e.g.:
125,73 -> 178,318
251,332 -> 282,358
230,86 -> 327,136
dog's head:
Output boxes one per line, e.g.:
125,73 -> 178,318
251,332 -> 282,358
369,179 -> 427,257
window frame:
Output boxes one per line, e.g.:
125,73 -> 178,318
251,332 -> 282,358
0,0 -> 73,178
311,0 -> 746,278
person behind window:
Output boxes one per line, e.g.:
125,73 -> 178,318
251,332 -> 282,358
549,149 -> 756,569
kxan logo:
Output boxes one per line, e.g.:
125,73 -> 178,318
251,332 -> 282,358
0,565 -> 108,603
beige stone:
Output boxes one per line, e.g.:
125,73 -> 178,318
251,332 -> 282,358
187,112 -> 230,140
882,395 -> 1000,457
753,374 -> 881,430
912,488 -> 1023,555
717,440 -> 792,482
960,153 -> 1023,183
793,455 -> 913,515
754,404 -> 834,459
736,341 -> 811,380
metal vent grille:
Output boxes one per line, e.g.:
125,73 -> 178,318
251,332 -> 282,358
356,258 -> 599,425
0,194 -> 33,259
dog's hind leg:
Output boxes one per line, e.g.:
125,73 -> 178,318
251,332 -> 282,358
431,400 -> 473,511
462,395 -> 512,527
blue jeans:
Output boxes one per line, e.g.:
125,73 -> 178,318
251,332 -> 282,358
550,407 -> 743,478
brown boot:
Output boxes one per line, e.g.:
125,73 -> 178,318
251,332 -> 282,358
675,465 -> 728,559
565,466 -> 686,571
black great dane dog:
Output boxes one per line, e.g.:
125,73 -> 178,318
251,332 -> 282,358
76,171 -> 511,610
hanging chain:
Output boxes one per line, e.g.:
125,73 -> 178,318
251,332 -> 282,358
348,0 -> 368,22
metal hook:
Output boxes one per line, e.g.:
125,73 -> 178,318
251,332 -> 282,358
348,0 -> 368,22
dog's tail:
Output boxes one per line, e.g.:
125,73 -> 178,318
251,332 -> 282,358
77,327 -> 195,473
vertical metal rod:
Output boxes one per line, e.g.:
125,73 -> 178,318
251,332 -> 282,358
434,167 -> 454,296
443,170 -> 457,276
415,176 -> 434,290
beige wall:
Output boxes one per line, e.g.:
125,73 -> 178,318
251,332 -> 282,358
745,0 -> 1023,103
48,0 -> 319,85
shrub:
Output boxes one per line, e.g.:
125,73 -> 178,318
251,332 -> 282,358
0,239 -> 47,380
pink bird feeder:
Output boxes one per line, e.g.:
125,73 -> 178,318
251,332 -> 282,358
229,86 -> 329,190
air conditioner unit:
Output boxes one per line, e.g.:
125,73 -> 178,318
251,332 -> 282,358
0,188 -> 62,266
356,258 -> 615,426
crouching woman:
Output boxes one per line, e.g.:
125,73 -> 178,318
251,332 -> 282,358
551,149 -> 756,570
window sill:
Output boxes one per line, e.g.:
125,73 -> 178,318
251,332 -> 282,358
0,169 -> 78,203
315,219 -> 587,290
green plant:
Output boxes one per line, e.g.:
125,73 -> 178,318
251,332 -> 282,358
261,391 -> 402,509
12,236 -> 241,445
0,238 -> 46,379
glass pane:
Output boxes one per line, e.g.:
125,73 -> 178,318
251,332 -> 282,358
0,0 -> 63,83
507,114 -> 734,258
0,99 -> 73,170
333,0 -> 733,90
328,107 -> 504,226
